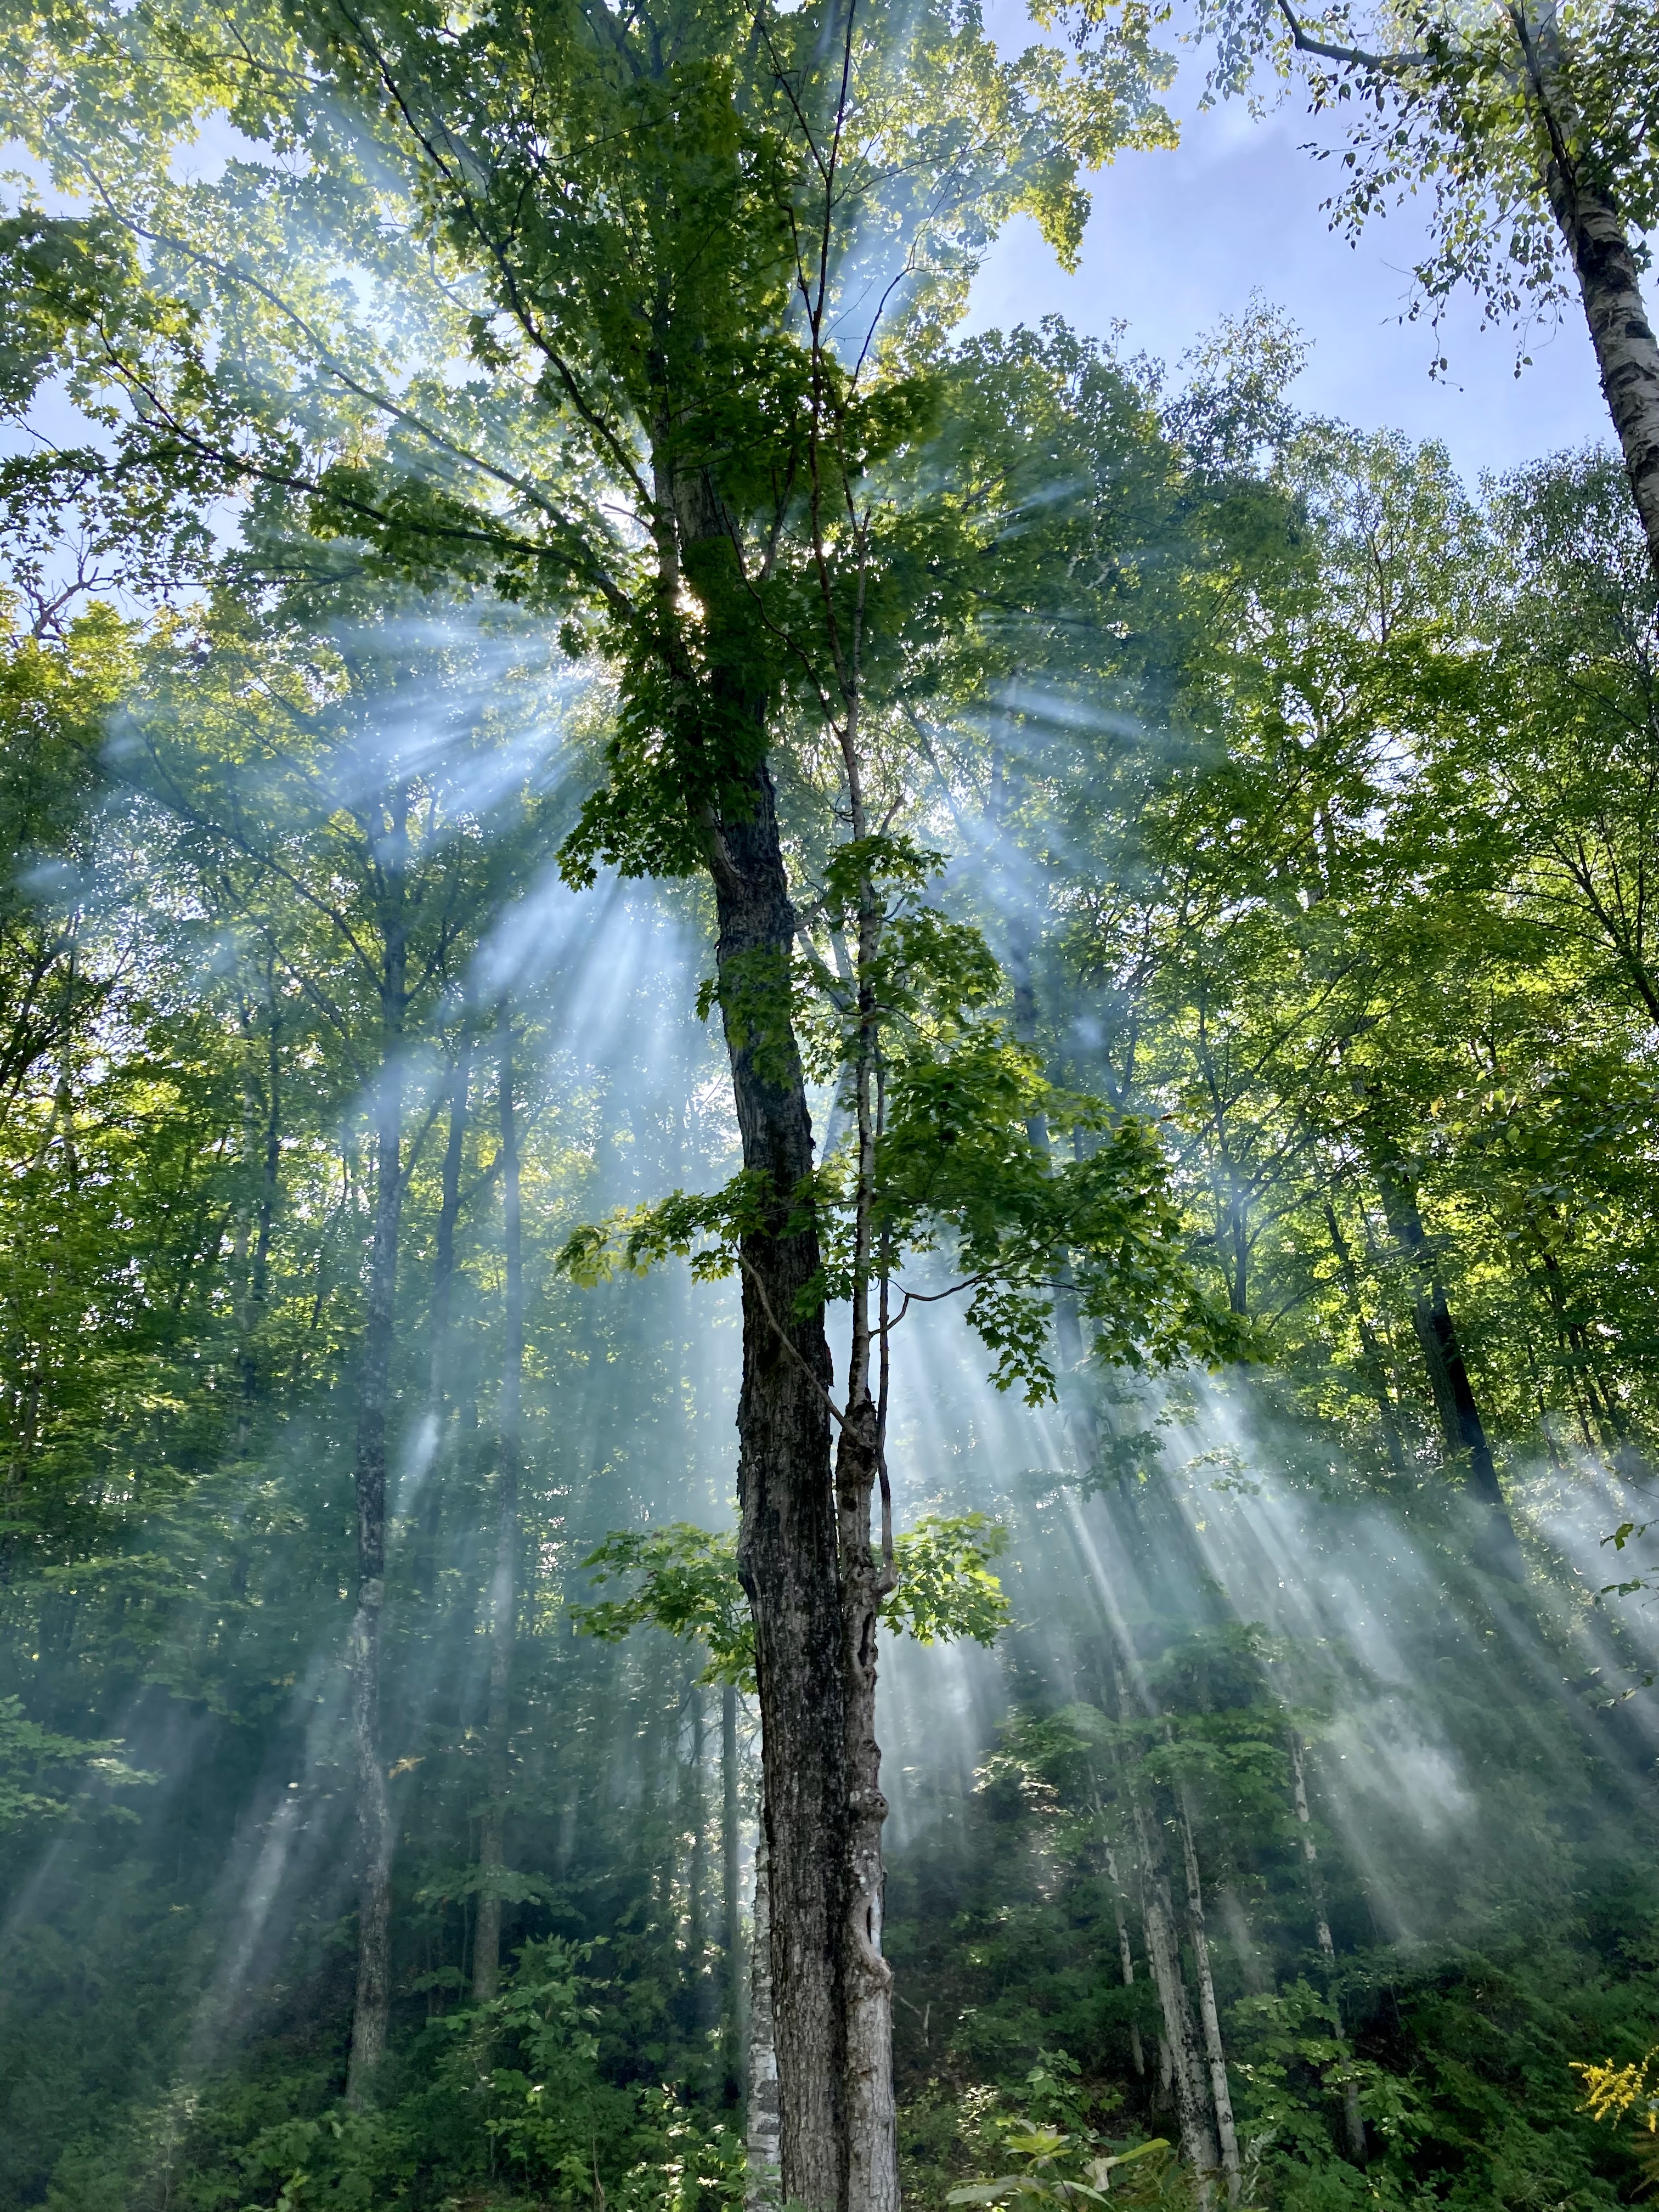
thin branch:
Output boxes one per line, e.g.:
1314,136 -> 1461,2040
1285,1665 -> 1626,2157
736,1249 -> 848,1430
1276,0 -> 1427,75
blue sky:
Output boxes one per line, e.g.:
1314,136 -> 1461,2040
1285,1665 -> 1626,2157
961,63 -> 1614,486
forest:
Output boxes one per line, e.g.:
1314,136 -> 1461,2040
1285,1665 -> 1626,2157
1,0 -> 1658,2207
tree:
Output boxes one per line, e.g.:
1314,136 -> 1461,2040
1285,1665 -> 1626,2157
1115,0 -> 1659,566
0,0 -> 1219,2189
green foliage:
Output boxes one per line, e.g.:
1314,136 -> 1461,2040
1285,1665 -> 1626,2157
1177,0 -> 1659,375
1,13 -> 1658,2208
882,1515 -> 1012,1650
948,2129 -> 1173,2210
573,1513 -> 1013,1689
573,1526 -> 757,1689
0,1694 -> 155,1829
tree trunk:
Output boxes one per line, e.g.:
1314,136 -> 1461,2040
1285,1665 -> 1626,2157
1174,1786 -> 1242,2205
1009,932 -> 1097,1472
688,1677 -> 709,2054
835,1391 -> 897,2212
1369,1157 -> 1522,1572
1519,11 -> 1659,572
1322,1200 -> 1407,1476
747,1822 -> 782,2207
723,1680 -> 743,2104
1103,1839 -> 1147,2078
473,999 -> 522,2006
1108,1662 -> 1223,2198
709,758 -> 847,2212
1129,1790 -> 1222,2205
416,1021 -> 473,1605
1289,1731 -> 1365,2162
346,978 -> 406,2101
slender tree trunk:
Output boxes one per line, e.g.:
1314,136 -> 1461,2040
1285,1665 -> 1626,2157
1129,1790 -> 1222,2204
1009,933 -> 1097,1470
1322,1201 -> 1407,1476
346,970 -> 407,2101
747,1824 -> 782,2207
833,755 -> 900,2212
417,1022 -> 473,1605
1518,10 -> 1659,572
1103,1839 -> 1147,2078
708,757 -> 846,2212
836,1387 -> 896,2212
1108,1662 -> 1223,2198
723,1681 -> 743,2104
1369,1156 -> 1523,1573
237,962 -> 281,1451
1288,1732 -> 1365,2162
473,1000 -> 522,2006
688,1677 -> 709,2056
1174,1785 -> 1242,2205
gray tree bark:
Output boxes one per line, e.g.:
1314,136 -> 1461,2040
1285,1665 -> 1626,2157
1129,1790 -> 1222,2206
1175,1785 -> 1242,2205
1515,7 -> 1659,573
723,1681 -> 743,2103
708,758 -> 846,2212
747,1824 -> 782,2208
1103,1838 -> 1147,2079
1289,1731 -> 1366,2162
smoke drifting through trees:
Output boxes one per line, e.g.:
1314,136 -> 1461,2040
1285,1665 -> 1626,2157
1,0 -> 1659,2202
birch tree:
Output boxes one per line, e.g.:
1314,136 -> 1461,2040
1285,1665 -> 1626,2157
1059,0 -> 1659,566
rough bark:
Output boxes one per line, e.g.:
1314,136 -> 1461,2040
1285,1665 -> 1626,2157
709,757 -> 846,2212
346,935 -> 407,2102
1518,10 -> 1659,573
1130,1790 -> 1222,2204
473,1000 -> 523,2005
833,780 -> 900,2212
674,393 -> 891,2203
836,1393 -> 897,2212
1289,1731 -> 1365,2162
1175,1785 -> 1243,2205
746,1823 -> 782,2207
1109,1661 -> 1226,2198
723,1681 -> 743,2103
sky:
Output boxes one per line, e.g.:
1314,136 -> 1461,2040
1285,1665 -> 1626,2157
961,60 -> 1613,487
2,27 -> 1624,496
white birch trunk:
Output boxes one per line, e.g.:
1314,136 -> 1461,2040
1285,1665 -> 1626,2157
1130,1793 -> 1221,2207
1103,1840 -> 1146,2078
1176,1790 -> 1242,2205
1521,14 -> 1659,572
746,1825 -> 781,2209
1290,1731 -> 1365,2162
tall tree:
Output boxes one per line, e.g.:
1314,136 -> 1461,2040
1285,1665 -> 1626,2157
3,0 -> 1183,2191
1170,0 -> 1659,564
472,995 -> 524,2004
